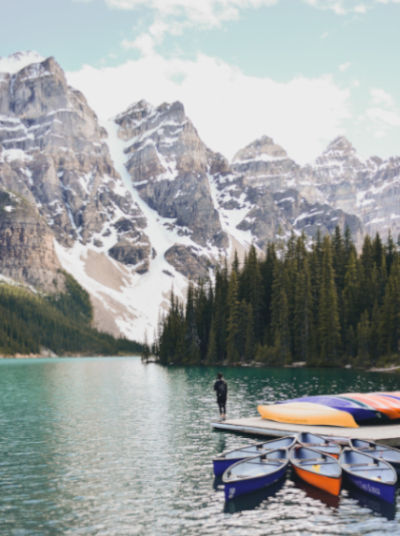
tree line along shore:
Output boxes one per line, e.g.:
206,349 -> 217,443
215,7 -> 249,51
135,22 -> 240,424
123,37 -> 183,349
155,228 -> 400,369
0,271 -> 143,357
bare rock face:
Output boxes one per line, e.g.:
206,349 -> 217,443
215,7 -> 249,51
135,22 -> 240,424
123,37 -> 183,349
303,137 -> 400,240
164,245 -> 214,280
113,99 -> 228,279
232,136 -> 300,190
0,189 -> 65,292
0,56 -> 151,275
115,100 -> 227,249
210,134 -> 364,249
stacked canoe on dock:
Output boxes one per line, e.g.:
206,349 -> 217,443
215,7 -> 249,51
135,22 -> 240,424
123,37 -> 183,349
257,391 -> 400,427
213,432 -> 400,503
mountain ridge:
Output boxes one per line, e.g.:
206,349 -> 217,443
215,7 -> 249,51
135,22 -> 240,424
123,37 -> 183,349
0,53 -> 399,343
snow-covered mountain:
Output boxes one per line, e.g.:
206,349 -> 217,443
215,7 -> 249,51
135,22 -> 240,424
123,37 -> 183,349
0,53 -> 399,342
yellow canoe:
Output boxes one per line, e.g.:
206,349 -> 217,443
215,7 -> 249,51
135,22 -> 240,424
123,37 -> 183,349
257,402 -> 359,428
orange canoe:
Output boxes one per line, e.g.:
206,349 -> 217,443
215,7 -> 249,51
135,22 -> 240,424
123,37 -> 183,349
341,393 -> 400,420
257,402 -> 358,428
290,446 -> 342,496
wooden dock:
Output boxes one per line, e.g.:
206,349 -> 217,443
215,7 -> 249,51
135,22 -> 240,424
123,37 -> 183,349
211,416 -> 400,446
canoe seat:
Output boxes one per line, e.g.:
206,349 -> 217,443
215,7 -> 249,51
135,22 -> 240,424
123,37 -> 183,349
350,467 -> 394,472
344,462 -> 378,467
298,458 -> 325,464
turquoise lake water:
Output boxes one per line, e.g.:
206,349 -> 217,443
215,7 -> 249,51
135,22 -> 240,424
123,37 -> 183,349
1,357 -> 400,535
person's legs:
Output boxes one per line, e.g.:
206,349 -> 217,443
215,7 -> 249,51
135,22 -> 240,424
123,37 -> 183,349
222,401 -> 226,420
218,400 -> 224,419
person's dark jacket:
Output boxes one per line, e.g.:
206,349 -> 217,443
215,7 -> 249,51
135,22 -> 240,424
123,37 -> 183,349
214,379 -> 227,402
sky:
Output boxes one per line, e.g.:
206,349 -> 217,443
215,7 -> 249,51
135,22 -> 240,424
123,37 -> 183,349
1,0 -> 400,164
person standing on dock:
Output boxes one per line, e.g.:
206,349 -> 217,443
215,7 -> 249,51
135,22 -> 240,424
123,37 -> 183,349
214,373 -> 228,421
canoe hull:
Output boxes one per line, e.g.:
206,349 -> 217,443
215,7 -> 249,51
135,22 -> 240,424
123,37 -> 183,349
280,395 -> 379,424
344,472 -> 396,503
289,446 -> 342,497
213,436 -> 296,476
293,465 -> 341,496
258,402 -> 358,428
213,457 -> 242,477
340,448 -> 397,504
224,465 -> 287,501
341,393 -> 400,420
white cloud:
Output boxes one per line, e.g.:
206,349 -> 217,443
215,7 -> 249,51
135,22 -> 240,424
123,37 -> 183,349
67,52 -> 351,164
339,61 -> 352,71
354,3 -> 368,11
303,0 -> 371,14
365,107 -> 400,127
121,17 -> 186,55
370,88 -> 395,107
104,0 -> 278,26
360,88 -> 400,140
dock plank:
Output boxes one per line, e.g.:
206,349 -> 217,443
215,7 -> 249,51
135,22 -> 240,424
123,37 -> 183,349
211,416 -> 400,446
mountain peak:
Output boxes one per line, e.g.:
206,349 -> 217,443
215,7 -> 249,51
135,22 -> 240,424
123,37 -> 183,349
325,136 -> 355,154
232,135 -> 288,164
0,51 -> 45,74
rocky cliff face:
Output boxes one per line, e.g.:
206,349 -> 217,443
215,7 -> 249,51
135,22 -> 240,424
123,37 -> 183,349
0,187 -> 64,292
0,54 -> 152,336
297,137 -> 400,240
0,55 -> 151,270
210,136 -> 363,249
116,100 -> 226,248
0,52 -> 399,342
113,99 -> 228,278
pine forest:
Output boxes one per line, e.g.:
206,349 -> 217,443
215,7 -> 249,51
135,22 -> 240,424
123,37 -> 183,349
156,228 -> 400,368
0,272 -> 143,356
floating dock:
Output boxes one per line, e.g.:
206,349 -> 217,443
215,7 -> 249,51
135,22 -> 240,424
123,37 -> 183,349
212,416 -> 400,446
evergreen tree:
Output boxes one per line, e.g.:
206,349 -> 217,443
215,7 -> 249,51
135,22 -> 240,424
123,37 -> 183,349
239,245 -> 263,342
244,303 -> 255,363
270,263 -> 291,365
356,310 -> 371,367
226,270 -> 241,363
318,236 -> 341,366
184,284 -> 201,364
293,256 -> 313,364
380,257 -> 400,358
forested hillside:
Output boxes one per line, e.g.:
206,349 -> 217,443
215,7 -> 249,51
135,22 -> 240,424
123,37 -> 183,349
156,228 -> 400,368
0,274 -> 143,356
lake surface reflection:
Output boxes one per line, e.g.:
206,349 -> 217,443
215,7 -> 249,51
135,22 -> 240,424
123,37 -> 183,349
0,358 -> 400,535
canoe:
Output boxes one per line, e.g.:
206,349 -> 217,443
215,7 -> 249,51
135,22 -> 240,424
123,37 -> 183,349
297,432 -> 341,458
257,402 -> 359,428
340,393 -> 400,420
223,478 -> 286,514
222,448 -> 289,501
213,435 -> 296,477
289,445 -> 342,496
339,448 -> 397,503
379,391 -> 400,398
349,438 -> 400,472
279,395 -> 380,424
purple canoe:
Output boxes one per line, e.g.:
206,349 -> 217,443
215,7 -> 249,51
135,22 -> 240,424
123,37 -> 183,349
278,395 -> 381,424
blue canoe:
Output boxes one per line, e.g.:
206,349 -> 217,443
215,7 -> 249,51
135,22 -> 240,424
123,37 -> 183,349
339,448 -> 397,503
213,435 -> 296,477
349,438 -> 400,472
222,448 -> 289,501
297,432 -> 342,458
279,395 -> 380,424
